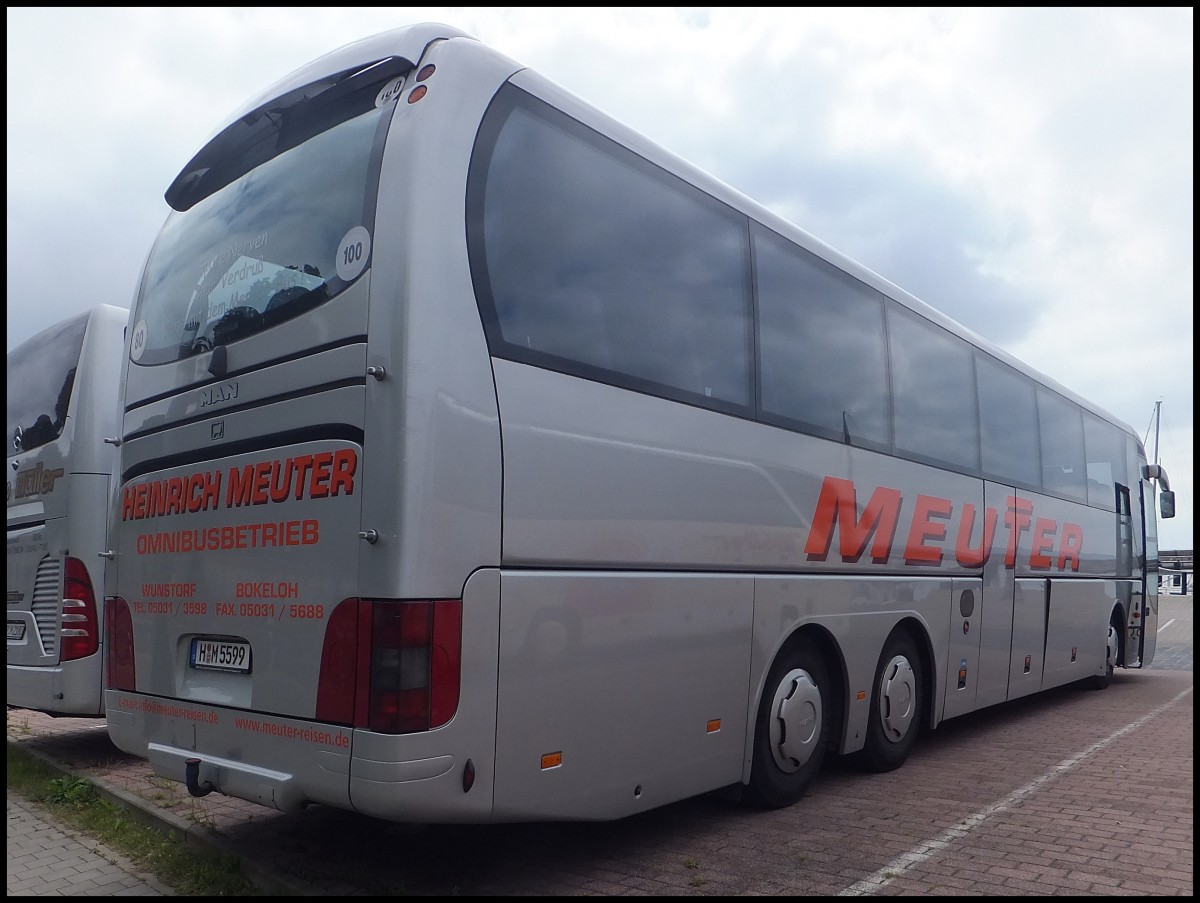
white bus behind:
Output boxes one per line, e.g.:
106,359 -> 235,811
8,304 -> 127,716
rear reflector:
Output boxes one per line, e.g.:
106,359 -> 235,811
315,598 -> 366,725
104,596 -> 136,690
61,557 -> 99,662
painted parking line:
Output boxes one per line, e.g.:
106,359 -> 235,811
836,685 -> 1195,896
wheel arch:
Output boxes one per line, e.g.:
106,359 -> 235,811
739,622 -> 845,806
1110,601 -> 1127,669
741,613 -> 937,784
753,622 -> 849,760
887,615 -> 937,732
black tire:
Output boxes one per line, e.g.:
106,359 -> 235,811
853,630 -> 923,773
745,635 -> 832,809
1084,614 -> 1121,691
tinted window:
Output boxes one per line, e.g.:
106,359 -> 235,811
754,225 -> 888,449
1116,483 -> 1134,577
1038,389 -> 1087,502
976,354 -> 1040,488
7,313 -> 87,454
1083,412 -> 1125,511
130,68 -> 398,365
1131,435 -> 1151,563
469,86 -> 752,408
467,86 -> 1126,518
888,305 -> 978,472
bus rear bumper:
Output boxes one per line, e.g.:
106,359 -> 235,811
104,690 -> 353,814
147,743 -> 306,813
7,662 -> 104,716
103,690 -> 498,823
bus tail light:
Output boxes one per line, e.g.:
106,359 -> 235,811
104,596 -> 136,690
60,557 -> 100,661
316,598 -> 462,733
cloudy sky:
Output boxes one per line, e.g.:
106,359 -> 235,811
6,7 -> 1193,550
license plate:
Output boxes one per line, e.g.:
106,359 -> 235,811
190,638 -> 252,673
7,621 -> 26,641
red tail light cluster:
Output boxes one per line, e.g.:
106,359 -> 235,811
317,598 -> 462,733
104,596 -> 136,690
60,557 -> 100,661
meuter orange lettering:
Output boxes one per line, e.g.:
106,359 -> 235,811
308,452 -> 333,498
954,503 -> 996,568
289,456 -> 314,499
1058,523 -> 1083,571
804,476 -> 901,563
1003,496 -> 1034,568
803,478 -> 1086,573
224,450 -> 357,508
330,448 -> 357,496
1029,517 -> 1057,569
904,494 -> 953,565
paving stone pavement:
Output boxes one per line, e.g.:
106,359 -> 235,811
7,790 -> 174,896
5,598 -> 1191,896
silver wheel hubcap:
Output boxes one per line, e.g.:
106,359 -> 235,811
770,667 -> 822,772
878,654 -> 916,743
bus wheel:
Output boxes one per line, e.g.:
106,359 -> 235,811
853,631 -> 923,773
1085,615 -> 1121,690
745,636 -> 831,809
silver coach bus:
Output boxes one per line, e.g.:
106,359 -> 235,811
104,23 -> 1175,824
8,304 -> 127,716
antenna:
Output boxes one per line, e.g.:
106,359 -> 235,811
1153,399 -> 1162,466
1143,400 -> 1164,463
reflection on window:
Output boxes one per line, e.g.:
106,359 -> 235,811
466,86 -> 1139,518
134,105 -> 384,364
755,224 -> 888,449
1116,484 -> 1133,577
1083,412 -> 1124,511
472,87 -> 751,407
889,305 -> 978,472
977,354 -> 1039,488
1038,388 -> 1087,502
7,314 -> 86,453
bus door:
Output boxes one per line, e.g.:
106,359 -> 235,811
1131,480 -> 1158,667
942,580 -> 983,719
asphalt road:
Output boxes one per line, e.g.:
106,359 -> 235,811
8,595 -> 1193,896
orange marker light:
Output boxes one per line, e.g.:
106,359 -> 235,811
408,85 -> 428,104
540,751 -> 563,770
706,719 -> 721,733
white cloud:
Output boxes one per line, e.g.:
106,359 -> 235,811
6,7 -> 1192,548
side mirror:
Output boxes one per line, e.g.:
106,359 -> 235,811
1159,490 -> 1176,519
1142,463 -> 1172,491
